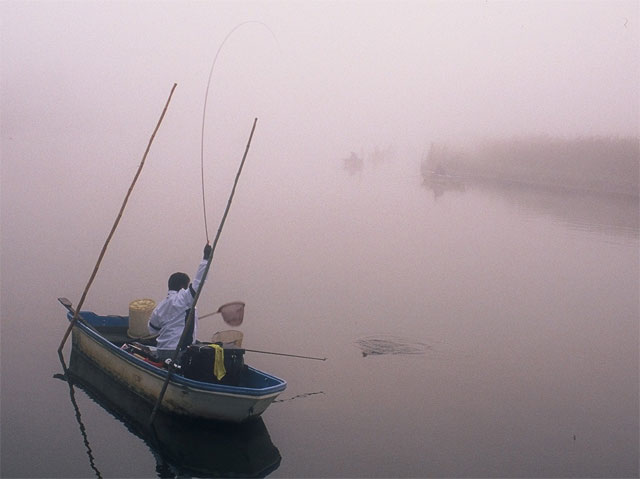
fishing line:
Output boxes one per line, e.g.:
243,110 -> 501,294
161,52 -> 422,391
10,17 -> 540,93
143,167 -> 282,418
200,21 -> 279,243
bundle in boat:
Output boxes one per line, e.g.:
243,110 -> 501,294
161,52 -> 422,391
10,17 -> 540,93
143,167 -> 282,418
181,344 -> 246,386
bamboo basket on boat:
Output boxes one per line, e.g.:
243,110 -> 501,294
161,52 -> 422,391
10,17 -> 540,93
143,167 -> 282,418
128,298 -> 156,338
211,330 -> 244,347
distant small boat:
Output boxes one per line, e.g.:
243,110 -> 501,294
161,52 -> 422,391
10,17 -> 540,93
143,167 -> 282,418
343,151 -> 364,173
59,298 -> 287,423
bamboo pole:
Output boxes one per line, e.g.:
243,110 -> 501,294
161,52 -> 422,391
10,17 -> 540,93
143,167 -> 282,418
148,117 -> 258,426
58,83 -> 178,353
244,349 -> 327,361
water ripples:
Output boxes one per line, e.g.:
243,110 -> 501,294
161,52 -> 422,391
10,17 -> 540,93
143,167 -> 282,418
354,334 -> 432,357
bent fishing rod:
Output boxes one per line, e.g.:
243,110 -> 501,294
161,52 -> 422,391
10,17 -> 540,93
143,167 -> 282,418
200,21 -> 278,243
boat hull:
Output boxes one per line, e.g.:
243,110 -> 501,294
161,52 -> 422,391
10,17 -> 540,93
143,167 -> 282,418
65,349 -> 282,477
71,319 -> 286,422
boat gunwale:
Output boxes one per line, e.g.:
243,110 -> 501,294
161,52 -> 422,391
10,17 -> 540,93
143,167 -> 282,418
70,313 -> 287,398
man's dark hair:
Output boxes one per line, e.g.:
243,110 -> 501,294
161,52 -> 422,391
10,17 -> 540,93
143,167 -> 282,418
168,272 -> 190,291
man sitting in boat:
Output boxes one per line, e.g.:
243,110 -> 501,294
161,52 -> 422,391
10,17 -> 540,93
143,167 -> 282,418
148,243 -> 212,361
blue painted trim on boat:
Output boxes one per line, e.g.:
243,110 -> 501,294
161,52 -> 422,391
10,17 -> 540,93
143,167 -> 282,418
69,311 -> 287,397
69,310 -> 129,328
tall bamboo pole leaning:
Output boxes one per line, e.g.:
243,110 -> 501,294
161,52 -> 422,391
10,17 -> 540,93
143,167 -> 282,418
58,83 -> 178,353
149,117 -> 258,426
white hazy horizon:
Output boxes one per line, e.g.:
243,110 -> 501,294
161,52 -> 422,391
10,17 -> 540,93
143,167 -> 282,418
2,1 -> 638,153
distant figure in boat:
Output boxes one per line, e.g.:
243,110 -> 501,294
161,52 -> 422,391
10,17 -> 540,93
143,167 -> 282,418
148,243 -> 212,361
343,151 -> 363,174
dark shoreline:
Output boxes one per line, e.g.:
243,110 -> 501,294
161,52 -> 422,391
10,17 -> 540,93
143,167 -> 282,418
422,136 -> 640,198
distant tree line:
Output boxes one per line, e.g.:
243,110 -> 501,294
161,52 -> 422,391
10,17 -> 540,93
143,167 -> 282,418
422,136 -> 639,196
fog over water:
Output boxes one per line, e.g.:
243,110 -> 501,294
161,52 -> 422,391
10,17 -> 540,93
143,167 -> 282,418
2,0 -> 637,292
1,1 -> 639,478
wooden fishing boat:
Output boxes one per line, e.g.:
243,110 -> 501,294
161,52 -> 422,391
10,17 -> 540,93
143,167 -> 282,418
59,298 -> 287,423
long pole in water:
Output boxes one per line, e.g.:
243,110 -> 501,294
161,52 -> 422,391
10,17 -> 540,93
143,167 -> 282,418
149,118 -> 258,426
244,349 -> 327,361
58,83 -> 178,353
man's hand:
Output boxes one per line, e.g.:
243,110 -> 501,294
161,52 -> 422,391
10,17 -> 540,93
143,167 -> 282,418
203,243 -> 212,260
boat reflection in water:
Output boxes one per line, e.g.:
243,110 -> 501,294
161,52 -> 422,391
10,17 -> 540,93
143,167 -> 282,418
421,171 -> 466,200
60,349 -> 282,478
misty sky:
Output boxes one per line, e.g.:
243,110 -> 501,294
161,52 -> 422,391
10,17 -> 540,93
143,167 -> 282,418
2,1 -> 638,158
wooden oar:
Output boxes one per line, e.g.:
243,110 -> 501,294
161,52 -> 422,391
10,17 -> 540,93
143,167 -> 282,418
148,118 -> 258,426
58,83 -> 178,353
58,297 -> 79,317
57,297 -> 98,334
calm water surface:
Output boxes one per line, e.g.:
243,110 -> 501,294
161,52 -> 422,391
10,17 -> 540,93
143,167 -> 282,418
1,161 -> 638,478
